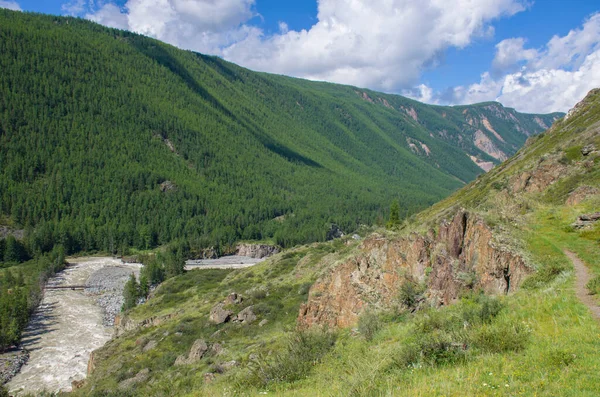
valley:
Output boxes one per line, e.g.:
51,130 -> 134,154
0,7 -> 598,397
6,258 -> 141,396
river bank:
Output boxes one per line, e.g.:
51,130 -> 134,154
6,257 -> 141,396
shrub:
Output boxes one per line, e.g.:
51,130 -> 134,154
399,279 -> 423,309
357,310 -> 383,341
394,330 -> 467,368
460,294 -> 504,327
586,276 -> 600,295
471,321 -> 529,353
564,145 -> 583,162
547,349 -> 576,367
245,329 -> 337,387
521,260 -> 567,289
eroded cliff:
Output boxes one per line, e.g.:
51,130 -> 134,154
298,210 -> 530,328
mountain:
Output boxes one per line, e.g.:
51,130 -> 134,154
77,89 -> 599,396
0,9 -> 561,256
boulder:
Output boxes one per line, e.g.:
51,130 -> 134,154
235,306 -> 257,324
71,379 -> 86,389
210,343 -> 224,356
174,355 -> 188,366
210,303 -> 233,324
118,368 -> 150,389
142,339 -> 158,352
220,360 -> 239,371
582,144 -> 596,156
326,224 -> 345,240
204,373 -> 216,383
159,180 -> 176,192
187,339 -> 209,362
224,292 -> 243,305
259,319 -> 268,327
174,339 -> 209,366
572,212 -> 600,229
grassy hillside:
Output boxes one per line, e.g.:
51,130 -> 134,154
0,9 -> 560,258
73,89 -> 600,396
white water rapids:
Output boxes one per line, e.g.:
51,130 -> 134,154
7,257 -> 141,396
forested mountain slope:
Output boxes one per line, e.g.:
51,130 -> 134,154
0,10 -> 561,255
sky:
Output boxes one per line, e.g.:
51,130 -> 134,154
1,0 -> 599,114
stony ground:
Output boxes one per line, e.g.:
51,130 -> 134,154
0,349 -> 28,385
185,255 -> 264,270
85,264 -> 141,326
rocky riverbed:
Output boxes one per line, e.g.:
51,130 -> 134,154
6,257 -> 141,396
185,255 -> 264,270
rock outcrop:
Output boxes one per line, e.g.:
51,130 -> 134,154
326,224 -> 345,240
159,180 -> 177,192
298,210 -> 530,328
114,312 -> 180,337
510,162 -> 567,194
0,226 -> 25,240
566,186 -> 599,205
572,212 -> 600,229
209,303 -> 234,325
235,244 -> 280,259
175,339 -> 209,366
234,306 -> 257,324
118,368 -> 150,389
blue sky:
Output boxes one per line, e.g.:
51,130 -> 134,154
2,0 -> 600,113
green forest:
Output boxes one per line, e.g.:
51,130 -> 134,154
0,10 -> 560,261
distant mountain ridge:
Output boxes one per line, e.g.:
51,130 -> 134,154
0,9 -> 561,254
349,90 -> 562,171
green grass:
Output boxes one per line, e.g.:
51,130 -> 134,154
74,90 -> 599,397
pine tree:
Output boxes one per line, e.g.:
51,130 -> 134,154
122,274 -> 140,311
386,200 -> 401,229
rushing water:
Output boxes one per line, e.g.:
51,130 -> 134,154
7,257 -> 140,396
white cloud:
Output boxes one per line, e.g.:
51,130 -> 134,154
87,4 -> 129,30
85,0 -> 257,53
430,13 -> 600,113
492,38 -> 538,74
62,0 -> 90,16
0,0 -> 21,11
82,0 -> 526,92
223,0 -> 527,92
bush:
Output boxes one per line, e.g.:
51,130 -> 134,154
471,321 -> 529,353
586,276 -> 600,295
394,330 -> 467,368
564,145 -> 583,162
245,329 -> 337,387
460,294 -> 504,326
547,349 -> 576,367
399,279 -> 423,309
357,310 -> 383,341
521,260 -> 567,289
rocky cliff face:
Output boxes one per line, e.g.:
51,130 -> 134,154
298,211 -> 530,328
235,244 -> 280,259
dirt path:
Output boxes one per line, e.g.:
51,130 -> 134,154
564,250 -> 600,321
7,257 -> 141,396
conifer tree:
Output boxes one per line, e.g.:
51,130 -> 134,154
386,200 -> 401,229
122,274 -> 140,311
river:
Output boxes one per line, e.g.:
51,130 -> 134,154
7,257 -> 141,396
